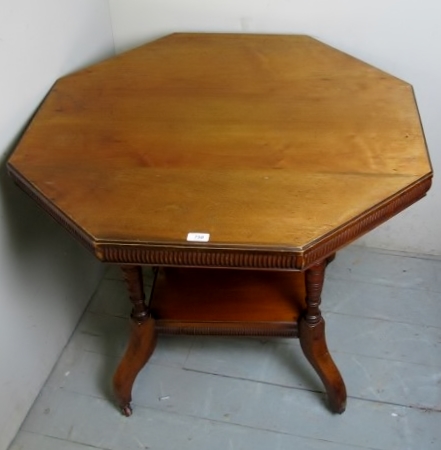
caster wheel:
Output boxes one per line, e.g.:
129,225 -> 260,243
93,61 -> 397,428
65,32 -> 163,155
121,403 -> 133,417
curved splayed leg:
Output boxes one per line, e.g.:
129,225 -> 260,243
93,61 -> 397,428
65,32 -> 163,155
113,265 -> 157,416
299,260 -> 346,414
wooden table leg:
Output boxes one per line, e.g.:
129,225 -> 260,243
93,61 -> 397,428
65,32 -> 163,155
113,265 -> 157,416
299,260 -> 347,413
326,253 -> 336,266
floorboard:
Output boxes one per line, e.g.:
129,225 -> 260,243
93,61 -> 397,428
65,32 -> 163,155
8,245 -> 441,450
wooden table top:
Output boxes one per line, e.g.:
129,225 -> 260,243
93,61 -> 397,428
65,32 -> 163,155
8,33 -> 432,269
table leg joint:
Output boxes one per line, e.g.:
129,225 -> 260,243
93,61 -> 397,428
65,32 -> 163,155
121,265 -> 149,323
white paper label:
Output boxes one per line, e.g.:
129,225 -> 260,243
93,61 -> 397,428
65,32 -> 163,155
187,232 -> 210,242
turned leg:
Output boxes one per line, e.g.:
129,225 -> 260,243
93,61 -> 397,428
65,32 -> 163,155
113,265 -> 157,416
299,260 -> 347,413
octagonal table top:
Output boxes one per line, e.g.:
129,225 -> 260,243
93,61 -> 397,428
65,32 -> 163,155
7,33 -> 432,270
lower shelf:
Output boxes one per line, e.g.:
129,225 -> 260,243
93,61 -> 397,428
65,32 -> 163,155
148,268 -> 306,336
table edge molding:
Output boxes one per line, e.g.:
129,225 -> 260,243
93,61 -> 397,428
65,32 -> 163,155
99,245 -> 302,270
8,162 -> 432,270
98,175 -> 432,269
301,175 -> 432,267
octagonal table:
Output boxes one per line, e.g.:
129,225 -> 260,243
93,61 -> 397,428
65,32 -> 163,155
7,33 -> 432,416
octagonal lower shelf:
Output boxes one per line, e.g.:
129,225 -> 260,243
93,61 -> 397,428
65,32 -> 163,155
149,268 -> 306,336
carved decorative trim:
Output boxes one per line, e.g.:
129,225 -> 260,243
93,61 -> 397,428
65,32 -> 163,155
8,162 -> 432,271
155,322 -> 298,337
301,176 -> 432,269
99,176 -> 432,269
121,265 -> 149,322
304,260 -> 325,325
101,246 -> 299,269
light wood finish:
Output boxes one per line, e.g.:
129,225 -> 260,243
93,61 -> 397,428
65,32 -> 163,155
7,34 -> 432,416
7,33 -> 432,268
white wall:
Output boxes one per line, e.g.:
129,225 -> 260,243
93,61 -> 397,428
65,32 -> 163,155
109,0 -> 441,255
0,2 -> 114,448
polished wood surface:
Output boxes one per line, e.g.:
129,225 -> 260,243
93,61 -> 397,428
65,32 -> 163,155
149,268 -> 306,334
7,34 -> 432,416
7,34 -> 432,269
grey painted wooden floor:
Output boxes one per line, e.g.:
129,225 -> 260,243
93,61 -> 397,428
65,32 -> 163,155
9,245 -> 441,450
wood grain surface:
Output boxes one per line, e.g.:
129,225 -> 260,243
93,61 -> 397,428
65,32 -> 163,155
8,33 -> 432,265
